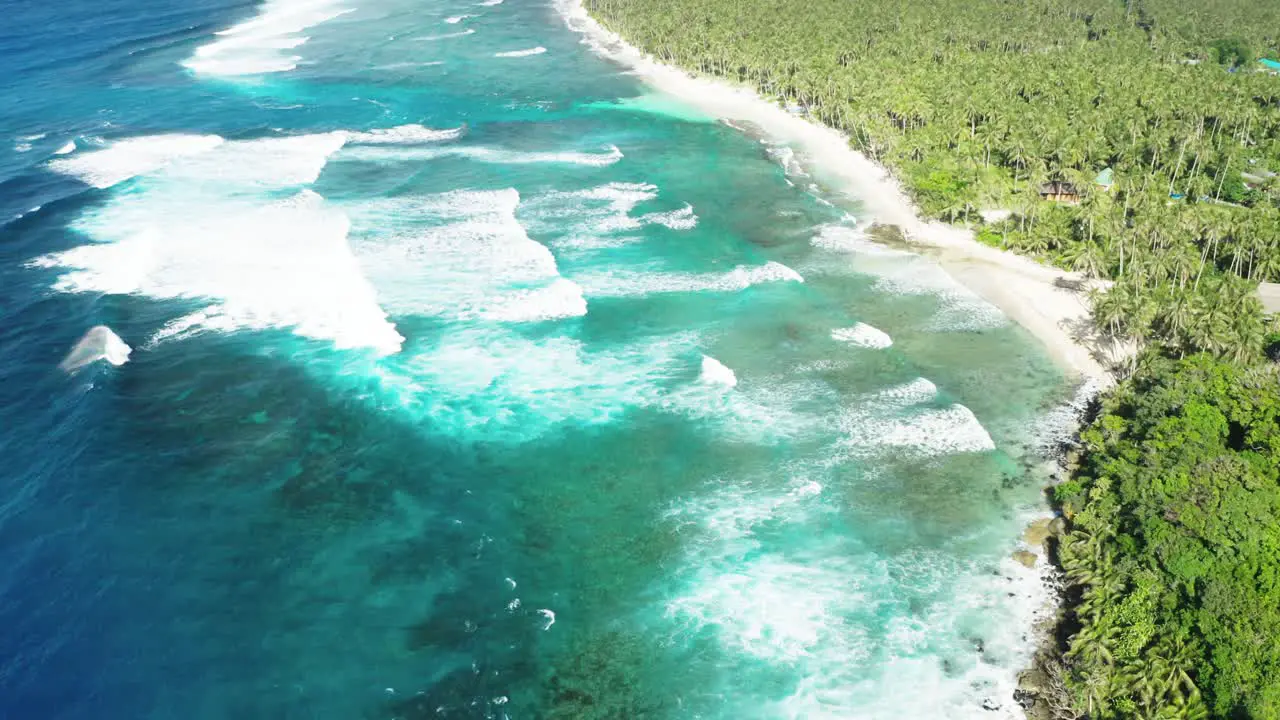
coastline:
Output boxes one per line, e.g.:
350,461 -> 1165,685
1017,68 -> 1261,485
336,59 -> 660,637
557,2 -> 1104,716
557,0 -> 1121,385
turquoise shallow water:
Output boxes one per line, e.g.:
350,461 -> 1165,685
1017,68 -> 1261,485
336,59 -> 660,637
0,0 -> 1072,717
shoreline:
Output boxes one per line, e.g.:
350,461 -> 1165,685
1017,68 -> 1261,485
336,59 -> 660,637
557,0 -> 1121,386
556,2 -> 1105,716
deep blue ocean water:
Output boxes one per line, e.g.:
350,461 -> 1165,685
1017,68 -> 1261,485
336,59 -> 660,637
0,1 -> 1073,717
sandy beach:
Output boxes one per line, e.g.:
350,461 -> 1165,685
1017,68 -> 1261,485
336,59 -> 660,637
558,0 -> 1119,384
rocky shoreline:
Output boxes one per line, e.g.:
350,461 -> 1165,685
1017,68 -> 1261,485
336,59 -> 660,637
1009,386 -> 1106,720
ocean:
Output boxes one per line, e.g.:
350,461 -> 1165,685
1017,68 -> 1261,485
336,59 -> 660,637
0,0 -> 1073,717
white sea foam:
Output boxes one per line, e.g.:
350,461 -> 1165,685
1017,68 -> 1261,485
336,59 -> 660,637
371,326 -> 697,440
14,133 -> 44,152
522,182 -> 657,233
482,277 -> 588,322
54,140 -> 76,155
874,262 -> 1008,332
640,203 -> 697,229
444,14 -> 473,23
537,609 -> 556,631
662,371 -> 827,442
11,205 -> 42,221
495,46 -> 547,58
671,551 -> 871,664
344,124 -> 465,145
373,60 -> 445,69
47,134 -> 225,189
153,132 -> 347,187
416,28 -> 476,41
35,134 -> 401,353
811,224 -> 1007,331
344,188 -> 586,323
1030,376 -> 1105,453
576,260 -> 802,298
344,143 -> 623,167
147,309 -> 218,347
831,322 -> 893,349
765,143 -> 807,177
478,0 -> 503,5
811,224 -> 905,257
699,355 -> 737,387
184,0 -> 353,76
662,473 -> 1051,719
520,182 -> 697,249
59,326 -> 131,373
664,479 -> 875,694
835,378 -> 995,457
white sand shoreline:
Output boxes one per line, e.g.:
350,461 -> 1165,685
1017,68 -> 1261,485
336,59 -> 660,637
556,0 -> 1119,385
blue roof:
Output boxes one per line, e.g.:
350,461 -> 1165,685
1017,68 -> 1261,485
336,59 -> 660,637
1261,58 -> 1280,71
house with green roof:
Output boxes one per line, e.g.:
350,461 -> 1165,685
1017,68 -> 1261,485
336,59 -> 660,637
1094,167 -> 1114,191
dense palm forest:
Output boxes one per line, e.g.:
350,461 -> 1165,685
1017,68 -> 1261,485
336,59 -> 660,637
1055,354 -> 1280,719
583,0 -> 1280,717
587,0 -> 1280,355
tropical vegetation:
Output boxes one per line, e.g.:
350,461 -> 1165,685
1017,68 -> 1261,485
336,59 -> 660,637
1054,353 -> 1280,719
586,0 -> 1280,354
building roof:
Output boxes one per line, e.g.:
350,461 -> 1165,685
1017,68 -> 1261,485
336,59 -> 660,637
1095,167 -> 1114,187
1039,181 -> 1079,195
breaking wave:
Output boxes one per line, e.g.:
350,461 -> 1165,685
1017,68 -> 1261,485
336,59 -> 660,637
519,182 -> 698,250
835,378 -> 995,457
416,28 -> 476,41
345,124 -> 465,145
810,223 -> 1008,332
575,261 -> 802,298
495,46 -> 547,58
47,134 -> 225,189
183,0 -> 353,76
343,188 -> 586,323
698,355 -> 737,387
344,143 -> 623,167
33,134 -> 402,354
59,326 -> 132,373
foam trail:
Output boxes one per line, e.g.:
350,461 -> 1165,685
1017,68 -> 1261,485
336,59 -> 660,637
345,188 -> 586,323
183,0 -> 353,76
640,203 -> 697,230
495,46 -> 547,57
810,223 -> 1007,331
835,378 -> 995,457
345,144 -> 623,167
59,326 -> 131,373
47,134 -> 225,189
444,14 -> 473,23
831,322 -> 892,349
520,182 -> 698,249
478,0 -> 503,5
417,29 -> 475,41
699,355 -> 737,387
374,60 -> 445,69
12,205 -> 42,221
345,125 -> 464,145
577,260 -> 803,298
